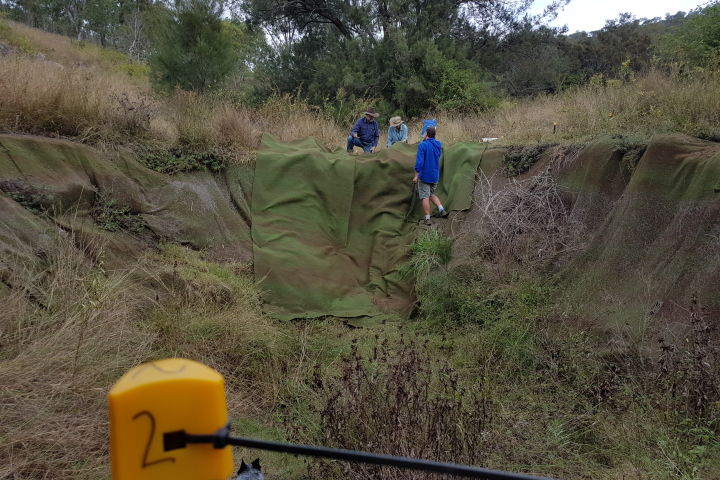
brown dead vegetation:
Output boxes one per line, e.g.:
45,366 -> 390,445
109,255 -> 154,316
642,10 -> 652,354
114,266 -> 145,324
468,170 -> 586,275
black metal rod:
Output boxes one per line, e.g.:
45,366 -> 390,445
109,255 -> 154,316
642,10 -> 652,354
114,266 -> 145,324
183,433 -> 556,480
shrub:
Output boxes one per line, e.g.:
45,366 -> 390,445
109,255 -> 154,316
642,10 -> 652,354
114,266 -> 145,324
503,144 -> 555,177
90,194 -> 147,233
136,145 -> 228,173
430,59 -> 499,112
471,170 -> 585,270
312,338 -> 490,479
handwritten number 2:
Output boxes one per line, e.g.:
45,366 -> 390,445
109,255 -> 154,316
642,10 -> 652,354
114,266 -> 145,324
133,411 -> 175,468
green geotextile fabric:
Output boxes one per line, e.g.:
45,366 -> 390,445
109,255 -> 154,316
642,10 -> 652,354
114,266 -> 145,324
252,135 -> 487,320
559,134 -> 720,323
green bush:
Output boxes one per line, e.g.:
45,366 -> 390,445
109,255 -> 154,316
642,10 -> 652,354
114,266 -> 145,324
90,194 -> 146,233
136,145 -> 227,174
659,5 -> 720,68
430,58 -> 500,112
503,144 -> 555,177
149,0 -> 237,92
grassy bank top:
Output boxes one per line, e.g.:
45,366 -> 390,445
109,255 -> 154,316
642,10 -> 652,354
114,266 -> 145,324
1,18 -> 719,174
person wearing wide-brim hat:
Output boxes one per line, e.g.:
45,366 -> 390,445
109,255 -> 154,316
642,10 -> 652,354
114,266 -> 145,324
347,108 -> 380,154
386,116 -> 408,148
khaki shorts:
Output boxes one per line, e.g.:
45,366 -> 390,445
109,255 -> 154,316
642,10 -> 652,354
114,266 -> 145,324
418,181 -> 437,199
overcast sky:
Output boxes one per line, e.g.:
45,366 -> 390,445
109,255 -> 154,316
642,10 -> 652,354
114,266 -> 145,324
530,0 -> 710,33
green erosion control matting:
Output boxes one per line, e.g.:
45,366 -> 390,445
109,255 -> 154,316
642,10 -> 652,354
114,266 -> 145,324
252,135 -> 487,320
559,134 -> 720,323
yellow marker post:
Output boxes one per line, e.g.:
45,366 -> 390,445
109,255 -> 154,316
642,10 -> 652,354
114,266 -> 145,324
108,358 -> 233,480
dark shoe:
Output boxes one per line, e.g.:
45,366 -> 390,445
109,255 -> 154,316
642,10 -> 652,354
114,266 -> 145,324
439,209 -> 449,218
420,218 -> 432,226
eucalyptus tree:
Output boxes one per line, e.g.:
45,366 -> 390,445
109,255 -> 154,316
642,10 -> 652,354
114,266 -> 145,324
238,0 -> 568,115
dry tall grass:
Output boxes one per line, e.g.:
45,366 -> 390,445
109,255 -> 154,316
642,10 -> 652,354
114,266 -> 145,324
0,236 -> 154,479
0,53 -> 347,152
438,70 -> 720,145
0,237 -> 299,479
0,56 -> 158,142
0,17 -> 347,153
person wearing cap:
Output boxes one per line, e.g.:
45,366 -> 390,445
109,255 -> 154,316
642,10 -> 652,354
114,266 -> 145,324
386,116 -> 409,147
413,126 -> 448,226
347,108 -> 380,153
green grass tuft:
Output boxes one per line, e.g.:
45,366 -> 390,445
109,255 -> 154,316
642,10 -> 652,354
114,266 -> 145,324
401,229 -> 453,278
0,16 -> 38,54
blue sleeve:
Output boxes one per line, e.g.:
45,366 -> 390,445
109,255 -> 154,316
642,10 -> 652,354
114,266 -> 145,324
415,143 -> 425,173
386,128 -> 392,147
372,122 -> 379,147
400,124 -> 408,142
350,118 -> 361,136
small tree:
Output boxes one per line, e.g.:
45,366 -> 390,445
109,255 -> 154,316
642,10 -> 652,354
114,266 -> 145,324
149,0 -> 236,92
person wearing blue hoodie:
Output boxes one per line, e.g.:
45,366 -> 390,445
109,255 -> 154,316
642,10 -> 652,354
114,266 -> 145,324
412,126 -> 448,226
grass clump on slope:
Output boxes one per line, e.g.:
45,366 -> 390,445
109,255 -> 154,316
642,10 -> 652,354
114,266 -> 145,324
400,230 -> 453,322
0,235 -> 154,479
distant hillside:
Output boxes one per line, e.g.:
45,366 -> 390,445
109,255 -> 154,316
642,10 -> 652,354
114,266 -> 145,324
567,9 -> 690,41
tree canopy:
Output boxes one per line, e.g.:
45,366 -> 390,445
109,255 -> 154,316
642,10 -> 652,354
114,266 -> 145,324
2,0 -> 719,115
659,3 -> 720,67
148,0 -> 237,91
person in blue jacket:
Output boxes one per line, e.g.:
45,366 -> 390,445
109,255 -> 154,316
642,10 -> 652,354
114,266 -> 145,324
347,108 -> 380,153
420,119 -> 437,139
413,126 -> 448,226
